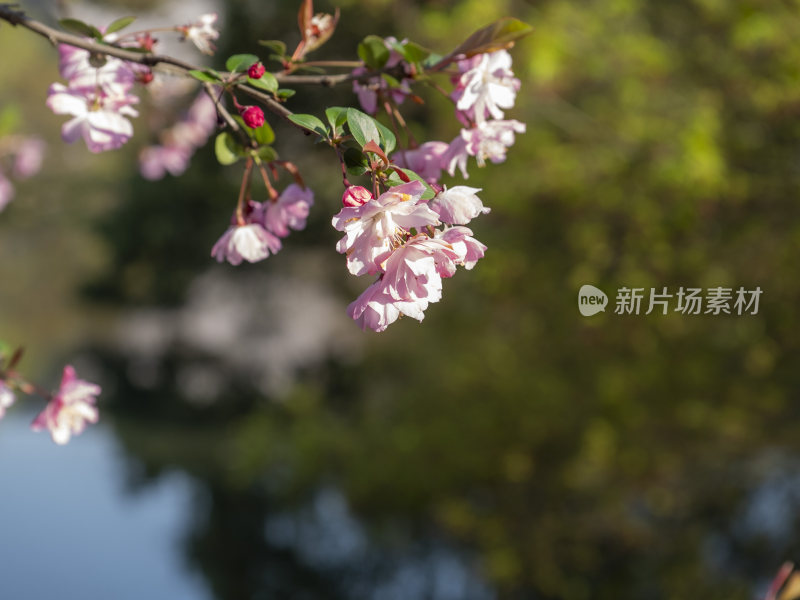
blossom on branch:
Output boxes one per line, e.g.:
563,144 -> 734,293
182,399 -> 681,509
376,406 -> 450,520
438,226 -> 487,270
212,223 -> 282,265
212,201 -> 282,266
393,142 -> 449,185
429,186 -> 489,225
47,83 -> 139,153
31,366 -> 100,445
58,45 -> 135,96
443,119 -> 526,178
180,13 -> 220,55
452,49 -> 521,125
261,184 -> 314,238
139,92 -> 218,180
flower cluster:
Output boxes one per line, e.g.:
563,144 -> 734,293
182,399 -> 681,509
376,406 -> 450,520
444,50 -> 525,177
46,44 -> 139,153
212,184 -> 314,265
391,49 -> 525,183
0,135 -> 45,212
332,181 -> 487,331
139,91 -> 219,180
46,13 -> 221,155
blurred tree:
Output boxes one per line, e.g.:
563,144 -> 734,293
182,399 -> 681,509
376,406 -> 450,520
22,0 -> 800,598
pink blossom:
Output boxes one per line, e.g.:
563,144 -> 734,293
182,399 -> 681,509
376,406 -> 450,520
348,233 -> 460,332
452,50 -> 520,125
31,365 -> 100,445
57,44 -> 135,95
442,119 -> 526,178
379,233 -> 460,295
46,83 -> 139,153
342,185 -> 373,207
240,105 -> 265,129
429,186 -> 489,225
352,37 -> 412,114
439,226 -> 487,269
260,184 -> 314,238
211,222 -> 282,265
12,137 -> 45,179
139,145 -> 191,180
347,279 -> 402,332
139,92 -> 218,180
393,142 -> 449,184
181,13 -> 220,55
332,180 -> 440,276
0,381 -> 14,420
0,172 -> 13,212
347,277 -> 436,332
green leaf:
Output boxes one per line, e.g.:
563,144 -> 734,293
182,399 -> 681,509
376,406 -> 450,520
59,18 -> 102,39
423,52 -> 444,69
325,106 -> 349,137
215,132 -> 244,165
258,40 -> 287,57
247,73 -> 279,93
105,16 -> 136,35
277,89 -> 296,99
357,35 -> 390,70
391,168 -> 436,200
449,17 -> 533,58
232,116 -> 275,145
346,107 -> 381,148
252,121 -> 275,146
374,120 -> 396,154
226,53 -> 260,73
389,39 -> 430,64
287,113 -> 329,138
188,69 -> 221,83
256,146 -> 278,162
344,147 -> 370,176
381,73 -> 402,88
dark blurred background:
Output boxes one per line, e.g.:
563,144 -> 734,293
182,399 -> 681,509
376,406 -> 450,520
2,0 -> 800,598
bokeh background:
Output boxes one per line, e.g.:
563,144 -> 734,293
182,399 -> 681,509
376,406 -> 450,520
2,0 -> 800,598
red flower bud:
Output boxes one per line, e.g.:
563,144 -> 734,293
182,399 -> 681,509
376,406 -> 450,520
240,105 -> 265,129
138,71 -> 154,85
247,62 -> 266,79
342,185 -> 373,207
136,33 -> 157,52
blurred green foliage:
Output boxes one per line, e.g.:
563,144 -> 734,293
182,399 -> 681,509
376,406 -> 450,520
6,0 -> 800,598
